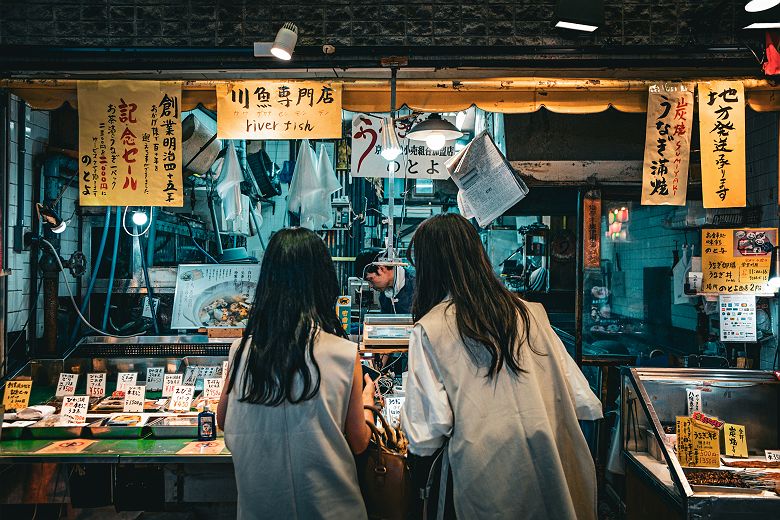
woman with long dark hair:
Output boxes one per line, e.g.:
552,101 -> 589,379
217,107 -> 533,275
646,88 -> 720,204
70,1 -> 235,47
400,214 -> 602,519
217,227 -> 374,520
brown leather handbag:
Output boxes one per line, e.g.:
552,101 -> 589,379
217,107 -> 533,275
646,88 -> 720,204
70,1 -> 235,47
359,405 -> 412,520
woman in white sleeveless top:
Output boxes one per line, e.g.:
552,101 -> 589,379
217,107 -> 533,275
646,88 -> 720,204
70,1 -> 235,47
217,228 -> 376,520
400,214 -> 603,520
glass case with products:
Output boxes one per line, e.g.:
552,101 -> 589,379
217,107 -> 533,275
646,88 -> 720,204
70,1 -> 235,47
620,367 -> 780,519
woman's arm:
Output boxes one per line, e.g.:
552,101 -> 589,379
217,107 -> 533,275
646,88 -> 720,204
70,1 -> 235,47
217,373 -> 230,430
345,354 -> 376,454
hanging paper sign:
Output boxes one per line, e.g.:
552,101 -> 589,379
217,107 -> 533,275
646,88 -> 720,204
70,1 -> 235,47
698,81 -> 746,208
2,380 -> 32,411
78,80 -> 183,207
203,378 -> 224,400
641,84 -> 693,206
723,423 -> 748,458
146,368 -> 164,392
221,360 -> 229,381
217,81 -> 342,139
86,373 -> 107,398
61,396 -> 89,424
162,374 -> 183,398
116,372 -> 138,393
351,113 -> 457,180
123,385 -> 145,413
702,228 -> 777,293
583,190 -> 601,269
56,373 -> 78,397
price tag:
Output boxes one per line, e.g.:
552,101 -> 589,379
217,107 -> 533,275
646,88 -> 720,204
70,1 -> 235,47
723,423 -> 748,458
199,366 -> 219,380
183,366 -> 199,386
686,388 -> 702,415
203,378 -> 224,400
61,395 -> 89,424
677,414 -> 722,467
169,385 -> 195,412
766,450 -> 780,462
55,373 -> 78,397
2,380 -> 33,411
116,373 -> 138,393
123,385 -> 145,413
383,396 -> 405,428
146,368 -> 164,392
87,373 -> 107,398
162,374 -> 183,397
221,360 -> 229,380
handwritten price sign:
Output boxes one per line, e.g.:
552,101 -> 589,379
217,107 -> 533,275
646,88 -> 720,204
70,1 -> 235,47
169,385 -> 195,412
2,380 -> 33,410
87,373 -> 106,398
162,374 -> 183,397
116,373 -> 138,393
56,373 -> 79,397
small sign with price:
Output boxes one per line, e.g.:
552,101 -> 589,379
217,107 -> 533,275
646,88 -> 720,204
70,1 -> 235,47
87,373 -> 106,398
116,373 -> 138,393
169,385 -> 195,412
123,385 -> 146,413
2,380 -> 32,411
55,373 -> 78,397
162,374 -> 183,398
61,395 -> 89,424
146,367 -> 165,392
203,378 -> 224,400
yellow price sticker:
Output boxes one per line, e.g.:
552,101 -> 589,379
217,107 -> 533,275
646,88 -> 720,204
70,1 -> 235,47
2,380 -> 32,411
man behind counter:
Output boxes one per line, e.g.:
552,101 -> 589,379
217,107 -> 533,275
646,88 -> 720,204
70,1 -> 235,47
354,248 -> 415,315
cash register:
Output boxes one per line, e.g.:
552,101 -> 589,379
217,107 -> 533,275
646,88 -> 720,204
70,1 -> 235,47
361,314 -> 414,347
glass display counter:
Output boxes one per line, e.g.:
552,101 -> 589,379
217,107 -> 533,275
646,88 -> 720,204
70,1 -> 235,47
621,367 -> 780,519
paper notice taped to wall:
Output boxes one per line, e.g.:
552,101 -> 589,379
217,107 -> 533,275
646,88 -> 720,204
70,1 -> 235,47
445,131 -> 528,227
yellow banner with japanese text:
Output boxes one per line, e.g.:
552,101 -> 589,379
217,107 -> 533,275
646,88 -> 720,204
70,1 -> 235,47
702,228 -> 777,294
698,81 -> 746,208
216,81 -> 342,139
78,81 -> 183,207
641,84 -> 693,206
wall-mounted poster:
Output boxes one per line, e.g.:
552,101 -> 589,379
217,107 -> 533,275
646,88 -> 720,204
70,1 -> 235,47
78,80 -> 183,206
171,265 -> 260,330
698,81 -> 746,209
701,228 -> 778,294
217,81 -> 342,140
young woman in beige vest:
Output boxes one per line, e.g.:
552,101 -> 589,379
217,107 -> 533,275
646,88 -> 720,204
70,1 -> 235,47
217,227 -> 376,520
401,213 -> 603,519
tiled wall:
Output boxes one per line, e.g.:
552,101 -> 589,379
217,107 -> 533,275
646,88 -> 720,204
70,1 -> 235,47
601,109 -> 779,368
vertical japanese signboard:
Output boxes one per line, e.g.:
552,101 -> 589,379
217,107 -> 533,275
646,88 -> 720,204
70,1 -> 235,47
350,113 -> 456,179
641,84 -> 693,206
583,190 -> 601,269
78,81 -> 183,206
701,228 -> 777,294
698,81 -> 746,208
216,81 -> 342,139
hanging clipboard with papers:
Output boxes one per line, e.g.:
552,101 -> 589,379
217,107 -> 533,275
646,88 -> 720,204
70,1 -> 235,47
445,131 -> 529,227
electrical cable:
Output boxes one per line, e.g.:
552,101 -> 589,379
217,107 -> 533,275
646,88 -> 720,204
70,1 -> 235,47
39,238 -> 145,338
139,233 -> 160,335
121,205 -> 154,237
101,207 -> 120,331
182,218 -> 220,264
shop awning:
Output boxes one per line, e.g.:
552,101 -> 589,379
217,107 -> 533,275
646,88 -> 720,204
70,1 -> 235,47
3,78 -> 779,113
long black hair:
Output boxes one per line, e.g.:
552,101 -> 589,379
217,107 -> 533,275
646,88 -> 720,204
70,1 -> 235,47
408,213 -> 538,378
227,227 -> 346,405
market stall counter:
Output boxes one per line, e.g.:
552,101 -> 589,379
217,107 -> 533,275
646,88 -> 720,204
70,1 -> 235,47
0,336 -> 237,509
621,367 -> 780,520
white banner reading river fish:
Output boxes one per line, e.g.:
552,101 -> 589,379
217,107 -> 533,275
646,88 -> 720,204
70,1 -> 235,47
641,84 -> 694,206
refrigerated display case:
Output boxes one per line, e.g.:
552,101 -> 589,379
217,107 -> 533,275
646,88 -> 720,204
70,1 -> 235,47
621,367 -> 780,519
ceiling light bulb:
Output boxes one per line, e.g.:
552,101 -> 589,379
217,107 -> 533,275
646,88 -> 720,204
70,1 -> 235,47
426,134 -> 446,151
380,117 -> 402,161
271,22 -> 298,61
745,0 -> 780,12
51,221 -> 67,234
132,210 -> 149,226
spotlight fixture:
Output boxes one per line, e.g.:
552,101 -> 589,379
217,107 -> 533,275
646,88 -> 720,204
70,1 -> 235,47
131,209 -> 149,227
745,0 -> 780,12
36,202 -> 66,234
407,114 -> 463,152
380,118 -> 402,161
742,3 -> 780,27
271,22 -> 299,60
554,0 -> 604,32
